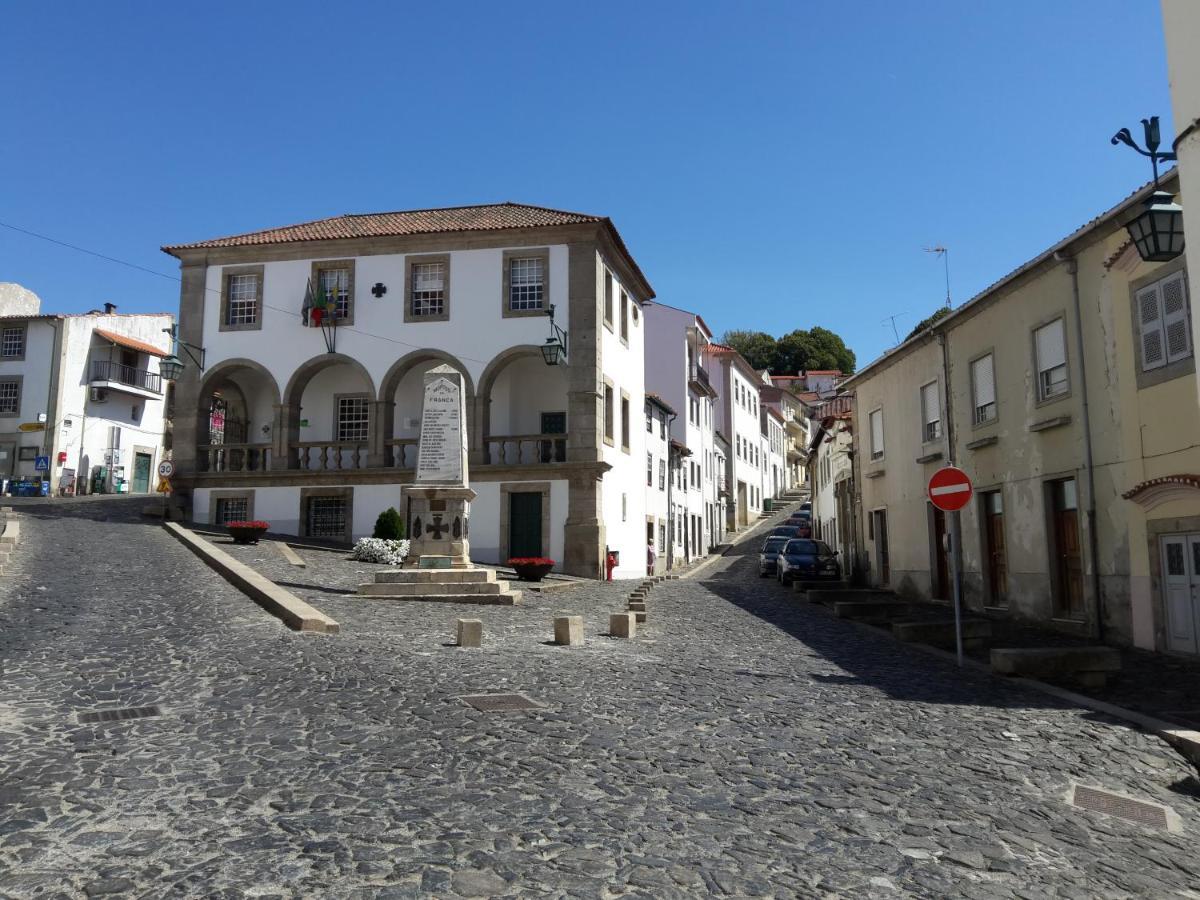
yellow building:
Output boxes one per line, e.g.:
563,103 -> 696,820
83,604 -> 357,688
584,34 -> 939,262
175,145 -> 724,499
843,172 -> 1198,654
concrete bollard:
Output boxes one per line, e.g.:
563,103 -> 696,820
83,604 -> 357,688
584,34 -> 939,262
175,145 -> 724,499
554,615 -> 584,646
633,611 -> 647,623
456,619 -> 483,648
628,601 -> 647,613
609,612 -> 636,638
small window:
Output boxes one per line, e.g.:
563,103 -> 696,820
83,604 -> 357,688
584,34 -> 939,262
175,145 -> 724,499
646,404 -> 653,433
540,411 -> 566,435
603,384 -> 614,444
307,496 -> 347,539
509,256 -> 545,312
410,262 -> 446,317
336,395 -> 370,443
215,497 -> 249,525
604,269 -> 614,328
972,354 -> 996,424
646,452 -> 653,486
1,325 -> 25,359
869,409 -> 884,460
1034,318 -> 1068,400
1137,270 -> 1192,372
317,265 -> 353,320
659,522 -> 666,550
920,381 -> 941,442
620,291 -> 629,342
0,379 -> 19,415
227,274 -> 259,326
658,458 -> 666,490
620,396 -> 630,450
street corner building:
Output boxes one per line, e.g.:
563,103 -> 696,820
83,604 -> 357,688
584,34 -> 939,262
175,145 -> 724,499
0,284 -> 173,497
838,170 -> 1200,656
160,203 -> 653,579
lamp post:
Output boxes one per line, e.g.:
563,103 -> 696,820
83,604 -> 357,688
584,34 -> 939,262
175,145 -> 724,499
159,324 -> 206,381
541,303 -> 568,366
1112,116 -> 1185,262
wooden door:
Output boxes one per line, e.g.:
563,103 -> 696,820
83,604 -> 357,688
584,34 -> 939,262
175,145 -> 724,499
508,492 -> 543,558
1053,480 -> 1084,619
1162,536 -> 1198,655
931,504 -> 949,600
984,492 -> 1008,606
874,510 -> 890,585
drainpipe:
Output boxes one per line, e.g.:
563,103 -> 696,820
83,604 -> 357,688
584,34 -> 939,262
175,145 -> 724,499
1056,252 -> 1105,643
665,411 -> 677,570
937,330 -> 966,663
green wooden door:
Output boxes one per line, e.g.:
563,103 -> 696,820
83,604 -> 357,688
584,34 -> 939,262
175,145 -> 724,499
133,453 -> 152,493
508,492 -> 543,558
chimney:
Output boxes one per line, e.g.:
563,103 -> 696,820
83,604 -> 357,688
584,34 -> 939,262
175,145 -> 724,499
103,303 -> 117,314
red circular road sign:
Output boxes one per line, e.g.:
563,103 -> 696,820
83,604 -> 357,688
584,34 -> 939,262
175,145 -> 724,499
928,466 -> 973,512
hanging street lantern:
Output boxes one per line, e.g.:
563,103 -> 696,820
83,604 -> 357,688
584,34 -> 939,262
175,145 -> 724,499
541,303 -> 568,366
159,354 -> 185,382
1112,116 -> 1184,263
157,324 -> 206,380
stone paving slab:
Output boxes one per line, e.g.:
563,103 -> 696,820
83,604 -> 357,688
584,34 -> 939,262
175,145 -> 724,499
0,496 -> 1197,897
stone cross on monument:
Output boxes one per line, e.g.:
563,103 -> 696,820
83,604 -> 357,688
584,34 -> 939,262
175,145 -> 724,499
405,365 -> 476,568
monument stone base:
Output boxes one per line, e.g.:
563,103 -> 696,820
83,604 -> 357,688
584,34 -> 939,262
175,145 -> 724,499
406,486 -> 475,569
357,568 -> 522,605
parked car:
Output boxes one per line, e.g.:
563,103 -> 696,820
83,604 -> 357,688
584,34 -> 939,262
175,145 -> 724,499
799,502 -> 812,513
758,536 -> 791,577
770,525 -> 804,540
779,518 -> 812,538
777,539 -> 840,584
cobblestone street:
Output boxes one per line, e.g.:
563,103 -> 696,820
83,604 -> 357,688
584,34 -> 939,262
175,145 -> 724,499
2,497 -> 1199,898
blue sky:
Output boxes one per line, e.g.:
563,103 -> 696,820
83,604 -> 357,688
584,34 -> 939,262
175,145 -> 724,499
0,1 -> 1173,368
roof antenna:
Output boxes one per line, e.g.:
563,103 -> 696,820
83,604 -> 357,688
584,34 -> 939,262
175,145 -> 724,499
924,246 -> 951,308
882,313 -> 905,345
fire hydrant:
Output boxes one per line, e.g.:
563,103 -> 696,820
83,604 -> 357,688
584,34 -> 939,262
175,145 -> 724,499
605,549 -> 619,581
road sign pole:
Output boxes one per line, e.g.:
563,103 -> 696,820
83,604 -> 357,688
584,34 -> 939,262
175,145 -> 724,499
950,511 -> 964,667
928,465 -> 973,668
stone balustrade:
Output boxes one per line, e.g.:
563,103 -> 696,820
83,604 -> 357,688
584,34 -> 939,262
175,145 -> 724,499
200,443 -> 273,473
486,433 -> 567,466
293,441 -> 369,471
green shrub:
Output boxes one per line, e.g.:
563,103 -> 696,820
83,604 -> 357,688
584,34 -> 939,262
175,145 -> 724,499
373,507 -> 405,540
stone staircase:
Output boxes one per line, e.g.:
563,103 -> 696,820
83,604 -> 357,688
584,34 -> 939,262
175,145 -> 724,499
358,568 -> 522,605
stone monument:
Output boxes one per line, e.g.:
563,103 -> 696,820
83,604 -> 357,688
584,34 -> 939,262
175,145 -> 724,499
405,365 -> 475,569
357,365 -> 521,605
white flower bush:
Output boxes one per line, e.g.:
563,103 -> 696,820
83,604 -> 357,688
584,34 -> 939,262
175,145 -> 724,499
350,537 -> 410,565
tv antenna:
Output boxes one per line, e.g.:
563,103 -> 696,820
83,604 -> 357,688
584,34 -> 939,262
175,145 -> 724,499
924,245 -> 951,308
882,312 -> 906,345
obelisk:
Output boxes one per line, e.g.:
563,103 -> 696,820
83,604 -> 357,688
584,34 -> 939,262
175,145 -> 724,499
405,365 -> 476,568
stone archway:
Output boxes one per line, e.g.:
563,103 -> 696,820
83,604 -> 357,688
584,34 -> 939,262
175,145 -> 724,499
379,350 -> 477,467
195,358 -> 283,471
477,345 -> 569,465
281,353 -> 378,469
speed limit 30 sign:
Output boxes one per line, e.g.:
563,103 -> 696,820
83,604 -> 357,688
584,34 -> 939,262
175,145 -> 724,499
928,466 -> 973,512
158,460 -> 175,478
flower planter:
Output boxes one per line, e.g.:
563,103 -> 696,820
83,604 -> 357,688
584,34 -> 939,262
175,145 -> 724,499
508,557 -> 555,582
226,521 -> 270,545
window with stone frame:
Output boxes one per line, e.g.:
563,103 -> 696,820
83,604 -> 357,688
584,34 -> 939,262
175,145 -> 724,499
1034,318 -> 1068,400
336,395 -> 370,443
658,458 -> 666,490
604,269 -> 614,329
971,354 -> 996,424
620,290 -> 629,342
508,256 -> 545,312
869,408 -> 884,460
620,396 -> 630,451
1,325 -> 25,359
603,384 -> 614,444
317,264 -> 353,320
0,379 -> 19,415
307,496 -> 347,540
1136,269 -> 1192,372
645,403 -> 653,432
410,262 -> 446,317
214,496 -> 249,525
658,522 -> 666,552
226,273 -> 260,326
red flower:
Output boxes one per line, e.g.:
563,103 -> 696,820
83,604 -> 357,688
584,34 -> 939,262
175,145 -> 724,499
507,557 -> 555,567
226,521 -> 270,530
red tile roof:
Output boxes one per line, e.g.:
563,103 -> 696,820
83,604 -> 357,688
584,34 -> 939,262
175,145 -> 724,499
93,328 -> 170,357
164,202 -> 603,250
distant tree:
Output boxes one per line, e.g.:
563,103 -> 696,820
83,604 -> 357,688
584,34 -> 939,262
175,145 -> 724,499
721,330 -> 777,371
905,306 -> 951,341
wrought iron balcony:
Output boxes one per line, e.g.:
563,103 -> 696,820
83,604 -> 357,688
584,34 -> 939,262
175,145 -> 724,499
688,362 -> 711,393
90,359 -> 163,395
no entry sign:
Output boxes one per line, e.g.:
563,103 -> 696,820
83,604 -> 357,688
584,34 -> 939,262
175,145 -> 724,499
928,466 -> 973,512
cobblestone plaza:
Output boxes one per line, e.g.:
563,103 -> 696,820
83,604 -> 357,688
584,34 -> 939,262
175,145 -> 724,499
1,498 -> 1198,897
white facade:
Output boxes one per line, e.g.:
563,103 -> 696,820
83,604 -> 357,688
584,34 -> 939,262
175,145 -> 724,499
169,204 -> 652,579
707,345 -> 764,530
0,298 -> 172,495
643,396 -> 672,573
763,406 -> 787,502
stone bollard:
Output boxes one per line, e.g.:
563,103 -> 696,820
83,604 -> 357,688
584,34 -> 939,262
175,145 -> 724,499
609,612 -> 636,638
628,601 -> 647,613
554,616 -> 584,646
456,619 -> 483,648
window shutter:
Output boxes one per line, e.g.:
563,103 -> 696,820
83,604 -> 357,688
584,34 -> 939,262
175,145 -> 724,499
1036,319 -> 1066,372
921,382 -> 939,426
972,354 -> 995,408
1161,271 -> 1192,364
1138,284 -> 1167,371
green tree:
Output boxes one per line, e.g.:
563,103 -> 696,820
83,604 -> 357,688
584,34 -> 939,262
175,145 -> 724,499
721,330 -> 777,371
905,306 -> 951,341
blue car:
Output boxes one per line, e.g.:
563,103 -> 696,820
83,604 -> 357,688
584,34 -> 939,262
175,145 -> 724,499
777,539 -> 840,584
758,536 -> 791,577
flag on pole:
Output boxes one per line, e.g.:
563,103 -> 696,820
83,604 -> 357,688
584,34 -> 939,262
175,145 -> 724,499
302,278 -> 314,326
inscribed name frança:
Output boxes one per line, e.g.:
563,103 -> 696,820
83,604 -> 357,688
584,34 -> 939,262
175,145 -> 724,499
416,375 -> 464,484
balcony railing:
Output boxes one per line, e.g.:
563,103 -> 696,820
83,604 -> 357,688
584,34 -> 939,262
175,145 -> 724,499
688,362 -> 711,392
200,443 -> 272,473
486,433 -> 567,465
91,360 -> 162,394
386,438 -> 419,468
293,441 -> 369,471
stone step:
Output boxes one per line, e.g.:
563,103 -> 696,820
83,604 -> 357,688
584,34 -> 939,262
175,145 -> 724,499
372,569 -> 495,584
991,647 -> 1120,688
833,600 -> 910,620
360,580 -> 511,596
893,619 -> 992,650
360,590 -> 521,606
792,580 -> 853,593
809,588 -> 895,605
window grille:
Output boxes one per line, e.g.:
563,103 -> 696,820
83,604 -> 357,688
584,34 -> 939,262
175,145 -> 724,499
1,326 -> 25,358
337,396 -> 369,442
972,354 -> 996,424
0,380 -> 18,414
319,267 -> 352,319
226,274 -> 259,325
1035,319 -> 1068,399
409,262 -> 445,317
307,497 -> 347,539
215,497 -> 249,524
509,257 -> 544,311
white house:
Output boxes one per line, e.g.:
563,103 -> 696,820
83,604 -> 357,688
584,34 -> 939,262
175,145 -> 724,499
0,287 -> 172,495
643,301 -> 722,562
705,343 -> 764,530
163,203 -> 652,579
644,393 -> 673,574
762,402 -> 787,503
